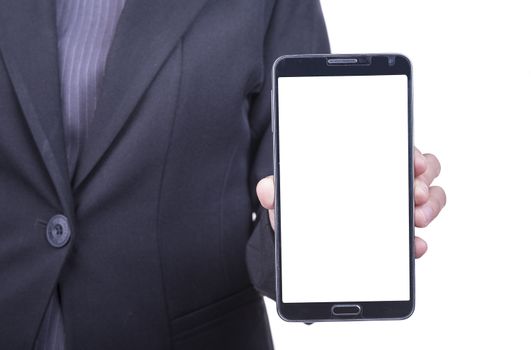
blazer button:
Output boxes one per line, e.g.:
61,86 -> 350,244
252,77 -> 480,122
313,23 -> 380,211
46,215 -> 71,248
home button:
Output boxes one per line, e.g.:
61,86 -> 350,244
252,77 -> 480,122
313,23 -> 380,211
331,304 -> 362,316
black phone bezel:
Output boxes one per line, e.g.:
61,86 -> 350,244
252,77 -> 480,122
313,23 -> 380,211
272,54 -> 415,322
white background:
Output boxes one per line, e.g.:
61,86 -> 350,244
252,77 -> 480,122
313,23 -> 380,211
279,76 -> 410,303
265,1 -> 531,349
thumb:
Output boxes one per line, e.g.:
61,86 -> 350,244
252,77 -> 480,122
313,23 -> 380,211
256,175 -> 274,210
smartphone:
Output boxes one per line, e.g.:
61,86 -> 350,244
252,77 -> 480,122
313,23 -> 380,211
272,54 -> 414,322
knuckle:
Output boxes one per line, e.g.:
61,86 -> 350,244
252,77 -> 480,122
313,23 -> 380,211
426,153 -> 441,176
432,186 -> 447,207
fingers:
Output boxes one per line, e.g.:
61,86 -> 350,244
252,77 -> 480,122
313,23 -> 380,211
415,236 -> 428,258
414,150 -> 441,206
415,186 -> 446,228
414,178 -> 430,204
256,176 -> 274,209
414,148 -> 444,259
417,153 -> 441,186
414,147 -> 427,177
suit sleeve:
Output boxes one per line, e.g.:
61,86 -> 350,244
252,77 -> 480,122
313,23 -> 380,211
245,0 -> 330,300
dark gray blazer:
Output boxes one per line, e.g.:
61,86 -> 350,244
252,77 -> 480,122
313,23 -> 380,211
0,0 -> 330,349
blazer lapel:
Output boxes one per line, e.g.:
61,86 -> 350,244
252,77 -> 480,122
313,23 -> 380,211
0,0 -> 74,213
73,0 -> 211,190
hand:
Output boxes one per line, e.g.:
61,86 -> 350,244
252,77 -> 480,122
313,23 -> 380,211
256,147 -> 446,259
411,147 -> 446,257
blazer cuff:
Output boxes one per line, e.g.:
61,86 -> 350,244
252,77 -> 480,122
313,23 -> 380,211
246,208 -> 276,300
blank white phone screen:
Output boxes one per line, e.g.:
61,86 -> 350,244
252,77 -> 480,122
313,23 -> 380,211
278,75 -> 410,303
